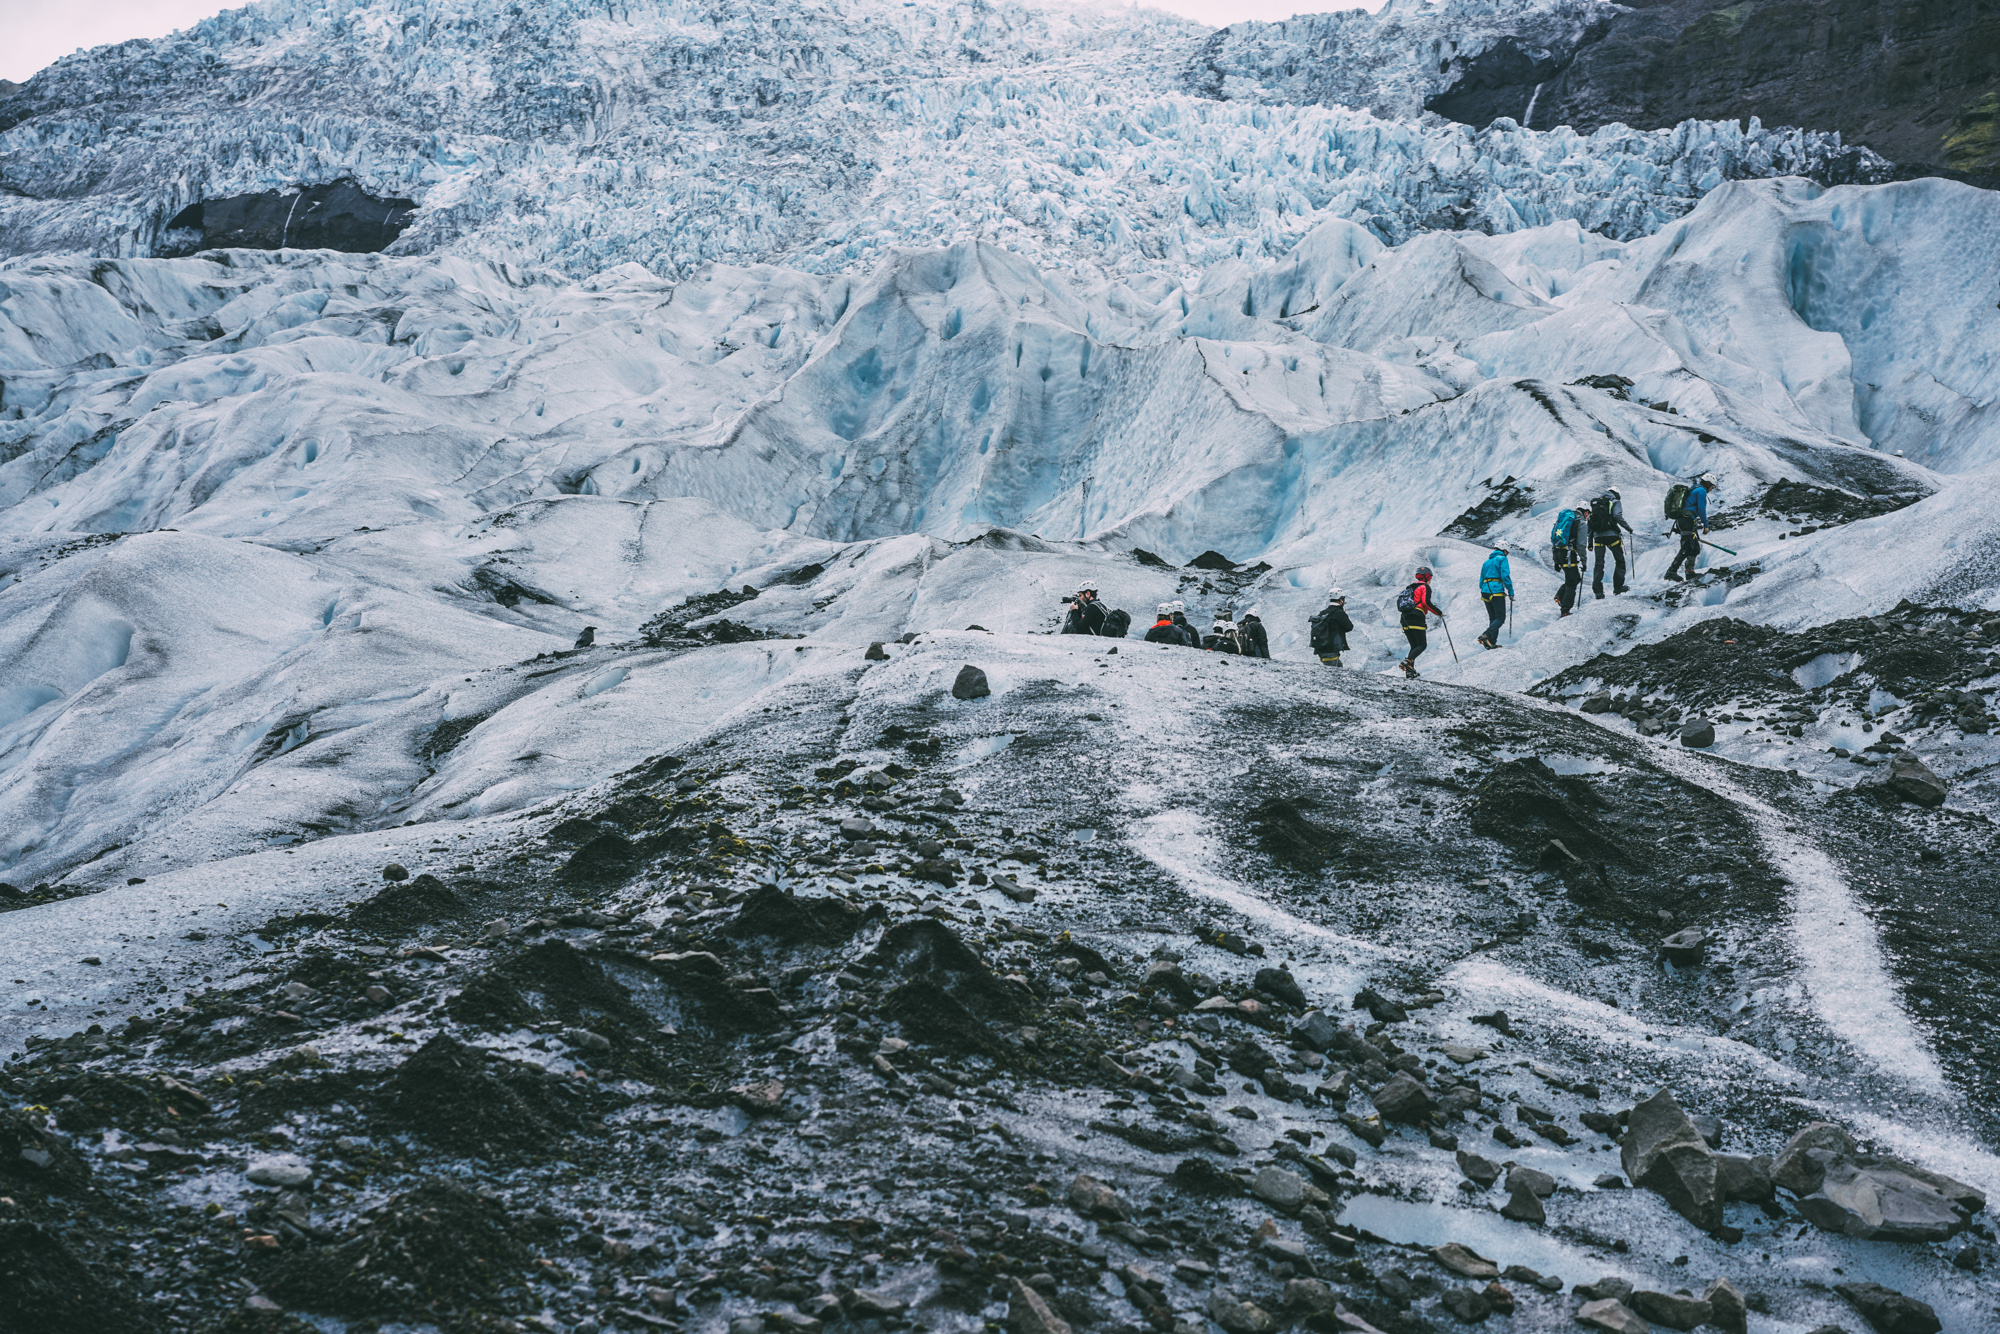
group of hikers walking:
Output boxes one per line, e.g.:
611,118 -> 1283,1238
1062,586 -> 1271,656
1060,475 -> 1719,677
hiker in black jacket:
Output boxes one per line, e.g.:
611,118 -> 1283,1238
1169,601 -> 1201,647
1309,591 -> 1353,666
1144,604 -> 1184,645
1238,611 -> 1270,659
1061,582 -> 1107,635
1588,489 -> 1634,598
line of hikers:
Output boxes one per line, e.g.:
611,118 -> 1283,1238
1062,585 -> 1271,656
1062,475 -> 1720,676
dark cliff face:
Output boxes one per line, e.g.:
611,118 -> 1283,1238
1426,0 -> 2000,183
160,180 -> 417,255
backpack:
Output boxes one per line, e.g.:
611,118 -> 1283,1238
1664,483 -> 1691,519
1101,608 -> 1131,638
1550,509 -> 1576,546
1397,585 -> 1423,616
1590,496 -> 1613,529
1308,607 -> 1337,650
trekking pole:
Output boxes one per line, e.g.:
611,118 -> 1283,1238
1699,537 -> 1738,556
1441,616 -> 1459,664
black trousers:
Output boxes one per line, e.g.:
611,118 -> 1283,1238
1403,627 -> 1427,662
1666,532 -> 1702,578
1483,594 -> 1506,641
1592,536 -> 1626,594
1554,545 -> 1582,613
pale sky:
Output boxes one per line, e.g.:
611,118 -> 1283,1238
0,0 -> 1385,84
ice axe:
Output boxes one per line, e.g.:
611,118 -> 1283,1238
1440,614 -> 1460,664
1699,536 -> 1738,556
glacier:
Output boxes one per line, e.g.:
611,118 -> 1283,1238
0,0 -> 1889,280
4,3 -> 2000,1331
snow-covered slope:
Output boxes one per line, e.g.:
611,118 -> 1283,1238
0,0 -> 1885,280
5,173 -> 1999,893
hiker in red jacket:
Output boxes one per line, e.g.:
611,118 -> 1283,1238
1397,567 -> 1445,678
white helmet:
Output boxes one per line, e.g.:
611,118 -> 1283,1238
1157,602 -> 1174,614
1169,600 -> 1186,613
1075,580 -> 1097,595
1328,587 -> 1347,602
1213,614 -> 1234,627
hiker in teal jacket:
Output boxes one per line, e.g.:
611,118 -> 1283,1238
1478,548 -> 1513,649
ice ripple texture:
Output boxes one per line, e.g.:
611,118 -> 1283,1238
0,0 -> 1888,280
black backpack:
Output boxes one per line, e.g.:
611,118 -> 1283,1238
1590,495 -> 1613,529
1101,608 -> 1131,638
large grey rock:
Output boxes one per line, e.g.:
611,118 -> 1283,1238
1678,719 -> 1715,747
1575,1299 -> 1650,1334
951,665 -> 991,700
1250,1166 -> 1306,1211
1253,966 -> 1307,1008
1771,1122 -> 1856,1194
1799,1161 -> 1976,1241
1715,1153 -> 1775,1202
1703,1278 -> 1748,1334
1370,1072 -> 1434,1123
1066,1173 -> 1130,1220
1884,753 -> 1948,807
1428,1243 -> 1498,1279
1835,1281 -> 1943,1334
1293,1010 -> 1342,1051
1630,1289 -> 1712,1330
1505,1164 -> 1556,1198
1008,1278 -> 1072,1334
1619,1088 -> 1721,1230
1455,1149 -> 1501,1188
1498,1179 -> 1545,1223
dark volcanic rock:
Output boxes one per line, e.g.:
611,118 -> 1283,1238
1835,1280 -> 1943,1334
264,1179 -> 528,1317
952,665 -> 992,699
161,179 -> 418,254
377,1036 -> 577,1156
344,873 -> 465,932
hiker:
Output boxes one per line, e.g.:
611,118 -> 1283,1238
1588,488 -> 1634,598
1477,548 -> 1512,649
1397,567 -> 1445,678
1169,601 -> 1201,647
1203,614 -> 1242,654
1144,603 -> 1184,645
1061,582 -> 1106,635
1309,590 -> 1353,666
1238,610 -> 1270,659
1550,504 -> 1585,616
1664,475 -> 1715,581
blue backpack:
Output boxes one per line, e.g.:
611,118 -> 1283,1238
1550,509 -> 1577,546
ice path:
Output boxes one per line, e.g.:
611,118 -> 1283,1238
1129,808 -> 1404,960
1608,725 -> 1949,1096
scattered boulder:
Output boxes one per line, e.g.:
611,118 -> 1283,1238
1008,1277 -> 1073,1334
1499,1180 -> 1545,1224
1067,1173 -> 1131,1221
1703,1278 -> 1748,1334
1884,753 -> 1948,807
1436,1285 -> 1492,1321
1505,1164 -> 1556,1198
1799,1160 -> 1980,1241
865,642 -> 889,661
1630,1289 -> 1712,1330
1619,1088 -> 1721,1230
1455,1149 -> 1502,1188
1771,1122 -> 1854,1195
1250,1166 -> 1306,1211
1575,1298 -> 1649,1333
1658,927 -> 1707,965
1252,966 -> 1307,1008
1581,693 -> 1613,714
1370,1072 -> 1434,1123
951,666 -> 991,700
1714,1153 -> 1775,1202
245,1153 -> 313,1188
1679,719 -> 1715,747
1835,1281 -> 1942,1334
1428,1243 -> 1498,1279
1352,987 -> 1407,1023
838,817 -> 876,842
381,862 -> 409,881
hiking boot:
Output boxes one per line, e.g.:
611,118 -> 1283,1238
1613,584 -> 1629,594
1399,659 -> 1417,678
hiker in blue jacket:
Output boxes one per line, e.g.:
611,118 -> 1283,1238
1477,548 -> 1513,649
1550,505 -> 1586,616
